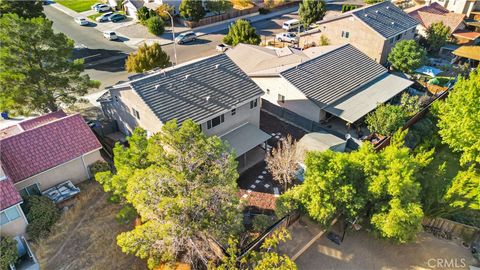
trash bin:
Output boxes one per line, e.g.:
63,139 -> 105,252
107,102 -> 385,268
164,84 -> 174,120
1,111 -> 8,119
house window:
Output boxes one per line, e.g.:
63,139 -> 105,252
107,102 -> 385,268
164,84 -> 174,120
0,206 -> 21,225
207,114 -> 224,129
411,28 -> 415,33
389,38 -> 394,44
341,31 -> 344,37
231,109 -> 236,116
396,33 -> 402,41
115,95 -> 119,103
278,94 -> 285,103
250,99 -> 258,109
132,108 -> 140,120
266,89 -> 270,95
341,31 -> 349,38
19,183 -> 41,197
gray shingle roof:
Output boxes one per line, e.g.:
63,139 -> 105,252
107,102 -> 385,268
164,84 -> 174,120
280,44 -> 387,108
129,53 -> 264,124
352,1 -> 419,38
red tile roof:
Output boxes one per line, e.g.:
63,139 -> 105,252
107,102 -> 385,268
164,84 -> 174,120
408,3 -> 465,32
0,178 -> 22,210
0,112 -> 102,183
0,125 -> 22,139
19,110 -> 67,131
452,30 -> 480,40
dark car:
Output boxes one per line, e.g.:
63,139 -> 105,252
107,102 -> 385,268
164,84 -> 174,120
96,12 -> 113,22
109,13 -> 126,22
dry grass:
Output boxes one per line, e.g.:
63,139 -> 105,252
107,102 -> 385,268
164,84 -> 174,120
32,181 -> 146,270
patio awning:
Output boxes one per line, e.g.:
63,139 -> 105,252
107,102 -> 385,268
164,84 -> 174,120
414,66 -> 443,77
324,73 -> 413,123
452,30 -> 480,41
453,46 -> 480,61
221,123 -> 271,158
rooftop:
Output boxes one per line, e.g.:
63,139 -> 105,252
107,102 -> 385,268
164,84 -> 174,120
407,3 -> 465,32
0,178 -> 22,211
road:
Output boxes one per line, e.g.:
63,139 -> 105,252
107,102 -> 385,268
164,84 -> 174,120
44,5 -> 298,89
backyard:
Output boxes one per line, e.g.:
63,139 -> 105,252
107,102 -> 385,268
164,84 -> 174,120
57,0 -> 98,12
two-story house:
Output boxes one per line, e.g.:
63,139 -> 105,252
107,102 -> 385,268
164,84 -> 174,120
99,53 -> 270,171
317,1 -> 419,64
433,0 -> 480,17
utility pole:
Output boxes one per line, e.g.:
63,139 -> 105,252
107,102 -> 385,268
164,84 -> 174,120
163,10 -> 177,66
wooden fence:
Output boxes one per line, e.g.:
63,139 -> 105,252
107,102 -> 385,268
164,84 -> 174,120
180,6 -> 259,28
422,217 -> 480,245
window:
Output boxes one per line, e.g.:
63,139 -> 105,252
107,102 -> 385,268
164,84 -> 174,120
207,114 -> 224,129
250,99 -> 258,109
0,206 -> 21,225
266,89 -> 270,95
396,33 -> 402,41
389,38 -> 394,44
278,94 -> 285,103
231,109 -> 236,116
114,95 -> 119,103
341,31 -> 349,38
411,28 -> 415,33
132,108 -> 140,120
19,183 -> 40,197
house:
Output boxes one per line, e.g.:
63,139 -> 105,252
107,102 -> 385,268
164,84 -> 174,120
0,111 -> 103,237
316,1 -> 419,64
433,0 -> 480,17
226,43 -> 413,128
121,0 -> 180,19
99,53 -> 270,171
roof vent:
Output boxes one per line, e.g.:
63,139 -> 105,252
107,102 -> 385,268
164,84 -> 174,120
185,74 -> 190,80
364,13 -> 368,17
155,84 -> 160,90
205,96 -> 210,102
391,21 -> 395,25
386,6 -> 390,9
215,64 -> 220,69
375,10 -> 378,13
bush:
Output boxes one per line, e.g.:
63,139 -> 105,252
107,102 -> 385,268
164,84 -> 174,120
147,16 -> 165,36
155,3 -> 175,23
0,237 -> 18,270
258,7 -> 270,14
137,6 -> 156,23
115,205 -> 137,224
319,34 -> 329,46
23,195 -> 60,241
89,160 -> 111,180
252,214 -> 274,232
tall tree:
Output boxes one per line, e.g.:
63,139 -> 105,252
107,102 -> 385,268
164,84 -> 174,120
298,0 -> 326,28
179,0 -> 206,22
205,0 -> 233,15
426,22 -> 451,52
125,43 -> 170,73
388,40 -> 426,74
0,0 -> 44,18
97,120 -> 242,269
266,135 -> 298,190
445,166 -> 480,211
0,237 -> 18,270
0,14 -> 98,113
365,104 -> 405,136
223,19 -> 261,46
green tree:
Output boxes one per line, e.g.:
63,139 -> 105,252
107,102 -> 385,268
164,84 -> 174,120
212,228 -> 297,270
98,120 -> 242,268
206,0 -> 233,15
179,0 -> 206,22
223,19 -> 261,46
125,43 -> 170,73
298,0 -> 326,28
0,237 -> 18,270
0,14 -> 98,113
0,0 -> 44,18
22,195 -> 60,241
147,16 -> 165,35
137,6 -> 156,23
388,40 -> 427,74
434,70 -> 480,165
426,22 -> 451,52
365,104 -> 405,136
364,0 -> 384,4
445,166 -> 480,211
156,3 -> 175,23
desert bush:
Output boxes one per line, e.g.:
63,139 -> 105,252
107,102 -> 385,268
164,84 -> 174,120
23,195 -> 60,241
319,34 -> 329,45
147,16 -> 165,35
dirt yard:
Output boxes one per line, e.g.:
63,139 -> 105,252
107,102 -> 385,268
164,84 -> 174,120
31,181 -> 146,270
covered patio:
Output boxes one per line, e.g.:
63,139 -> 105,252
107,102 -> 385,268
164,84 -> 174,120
221,123 -> 271,173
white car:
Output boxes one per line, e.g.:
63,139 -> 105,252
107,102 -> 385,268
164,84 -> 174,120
103,31 -> 118,40
91,3 -> 102,10
95,4 -> 111,12
74,17 -> 89,26
276,32 -> 299,43
216,43 -> 229,52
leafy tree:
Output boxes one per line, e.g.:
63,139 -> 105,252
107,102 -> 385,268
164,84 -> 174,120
364,0 -> 384,4
223,19 -> 261,46
179,0 -> 206,22
22,195 -> 60,241
125,43 -> 170,73
426,22 -> 451,52
0,237 -> 18,269
0,0 -> 44,18
98,120 -> 242,268
298,0 -> 326,28
388,40 -> 427,74
212,228 -> 297,270
434,70 -> 480,165
252,214 -> 274,233
0,14 -> 98,113
266,135 -> 298,190
137,6 -> 153,23
445,166 -> 480,211
206,0 -> 233,15
147,16 -> 165,35
156,3 -> 175,23
366,104 -> 405,136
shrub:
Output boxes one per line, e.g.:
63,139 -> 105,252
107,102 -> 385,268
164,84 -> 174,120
155,3 -> 175,23
319,34 -> 329,46
252,214 -> 274,232
0,237 -> 18,270
258,7 -> 270,14
137,6 -> 151,23
23,195 -> 60,241
89,160 -> 111,180
115,205 -> 137,224
147,16 -> 165,36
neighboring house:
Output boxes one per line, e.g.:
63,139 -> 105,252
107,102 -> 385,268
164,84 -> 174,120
226,43 -> 413,126
99,53 -> 270,171
317,1 -> 419,64
122,0 -> 180,19
0,111 -> 103,237
433,0 -> 480,17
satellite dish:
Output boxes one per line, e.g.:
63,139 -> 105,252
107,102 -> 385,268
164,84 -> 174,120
345,134 -> 352,140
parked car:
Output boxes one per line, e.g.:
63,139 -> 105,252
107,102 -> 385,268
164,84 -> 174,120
216,43 -> 229,52
91,3 -> 102,10
96,12 -> 113,22
175,31 -> 197,44
276,32 -> 299,43
103,31 -> 118,40
74,17 -> 89,26
94,4 -> 111,12
109,13 -> 126,22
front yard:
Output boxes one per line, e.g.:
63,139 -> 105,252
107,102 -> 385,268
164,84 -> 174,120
57,0 -> 98,12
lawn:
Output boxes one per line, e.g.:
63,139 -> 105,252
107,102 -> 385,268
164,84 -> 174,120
56,0 -> 99,12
